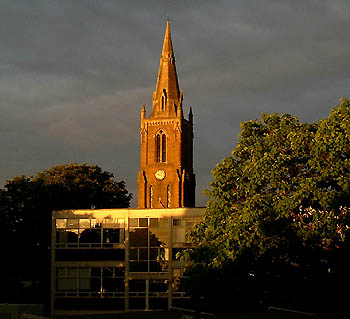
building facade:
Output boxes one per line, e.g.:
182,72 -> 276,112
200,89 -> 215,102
137,21 -> 196,209
51,22 -> 204,316
51,208 -> 204,314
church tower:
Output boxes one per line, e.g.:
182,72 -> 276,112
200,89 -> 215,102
137,21 -> 195,209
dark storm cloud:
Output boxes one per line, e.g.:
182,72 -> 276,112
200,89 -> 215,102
0,0 -> 349,206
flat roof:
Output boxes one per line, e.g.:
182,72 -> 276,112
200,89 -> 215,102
53,207 -> 205,220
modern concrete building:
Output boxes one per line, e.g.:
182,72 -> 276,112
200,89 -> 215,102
51,21 -> 204,316
51,208 -> 204,315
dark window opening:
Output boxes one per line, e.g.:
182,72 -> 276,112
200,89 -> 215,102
162,134 -> 166,162
156,132 -> 166,163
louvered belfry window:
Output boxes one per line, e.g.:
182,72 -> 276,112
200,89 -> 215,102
156,130 -> 166,163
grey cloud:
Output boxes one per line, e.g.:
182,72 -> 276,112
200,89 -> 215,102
0,0 -> 349,207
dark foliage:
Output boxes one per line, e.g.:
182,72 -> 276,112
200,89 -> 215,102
181,99 -> 350,318
0,163 -> 132,306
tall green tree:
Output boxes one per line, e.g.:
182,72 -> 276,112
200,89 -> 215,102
182,99 -> 350,318
0,163 -> 132,305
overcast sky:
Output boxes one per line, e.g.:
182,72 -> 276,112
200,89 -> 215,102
0,0 -> 349,207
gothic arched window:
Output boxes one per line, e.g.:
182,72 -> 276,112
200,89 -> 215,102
161,89 -> 167,111
161,96 -> 165,110
150,185 -> 153,208
167,185 -> 171,208
156,130 -> 167,163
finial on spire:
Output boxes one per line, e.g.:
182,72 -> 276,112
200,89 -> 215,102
161,19 -> 174,58
189,106 -> 193,123
177,102 -> 183,118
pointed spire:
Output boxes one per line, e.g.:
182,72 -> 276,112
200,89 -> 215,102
177,102 -> 183,118
150,20 -> 182,119
161,20 -> 174,59
189,106 -> 193,124
141,104 -> 146,119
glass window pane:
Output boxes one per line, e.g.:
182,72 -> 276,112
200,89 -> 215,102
163,248 -> 169,261
57,278 -> 77,291
139,218 -> 148,227
130,248 -> 138,261
116,218 -> 125,228
103,220 -> 119,229
130,261 -> 148,272
67,268 -> 78,278
139,248 -> 148,260
56,268 -> 66,277
103,229 -> 121,243
79,268 -> 89,278
56,230 -> 68,244
79,219 -> 90,228
149,218 -> 168,247
129,218 -> 138,227
130,228 -> 148,247
56,219 -> 67,229
103,267 -> 114,277
149,248 -> 159,260
91,268 -> 101,277
129,280 -> 145,292
149,218 -> 159,227
79,229 -> 101,244
120,229 -> 125,242
90,277 -> 101,293
159,218 -> 168,228
103,278 -> 125,293
174,228 -> 186,243
150,280 -> 168,293
91,219 -> 97,228
79,278 -> 91,291
67,230 -> 79,243
115,267 -> 125,278
149,248 -> 168,273
173,218 -> 181,226
67,219 -> 79,228
150,261 -> 168,272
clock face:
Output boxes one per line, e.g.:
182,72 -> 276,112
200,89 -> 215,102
155,169 -> 166,180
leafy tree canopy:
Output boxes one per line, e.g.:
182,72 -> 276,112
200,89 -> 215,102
182,99 -> 350,317
0,163 -> 132,303
4,163 -> 131,210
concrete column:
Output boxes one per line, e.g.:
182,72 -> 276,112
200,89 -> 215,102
145,279 -> 149,311
168,215 -> 173,309
50,214 -> 56,317
125,215 -> 129,312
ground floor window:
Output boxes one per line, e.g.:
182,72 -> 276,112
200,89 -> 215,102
56,266 -> 125,297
